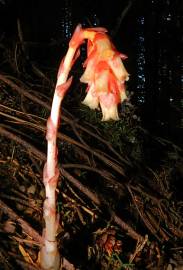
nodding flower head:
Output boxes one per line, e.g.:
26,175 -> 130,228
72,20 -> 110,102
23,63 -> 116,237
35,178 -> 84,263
80,28 -> 129,121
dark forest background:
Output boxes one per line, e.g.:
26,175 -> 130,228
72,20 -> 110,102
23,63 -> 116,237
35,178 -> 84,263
0,0 -> 182,146
0,1 -> 183,269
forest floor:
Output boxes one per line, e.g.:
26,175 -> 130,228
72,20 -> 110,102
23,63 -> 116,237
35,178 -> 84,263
0,36 -> 183,270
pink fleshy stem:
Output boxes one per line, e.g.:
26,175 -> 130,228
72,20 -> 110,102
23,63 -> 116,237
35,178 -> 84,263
40,40 -> 79,270
40,25 -> 99,269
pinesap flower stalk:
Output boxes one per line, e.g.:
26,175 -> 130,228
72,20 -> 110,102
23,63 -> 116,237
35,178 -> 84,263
40,24 -> 129,269
40,32 -> 77,270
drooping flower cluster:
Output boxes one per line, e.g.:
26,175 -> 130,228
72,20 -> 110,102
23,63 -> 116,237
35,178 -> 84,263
70,25 -> 129,121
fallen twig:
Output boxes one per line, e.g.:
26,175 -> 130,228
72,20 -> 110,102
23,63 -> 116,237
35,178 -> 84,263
0,198 -> 43,245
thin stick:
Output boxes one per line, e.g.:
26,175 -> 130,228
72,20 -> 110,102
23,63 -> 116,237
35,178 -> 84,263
0,198 -> 43,245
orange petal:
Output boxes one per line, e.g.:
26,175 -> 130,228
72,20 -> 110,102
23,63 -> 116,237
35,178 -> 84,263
99,92 -> 116,108
109,55 -> 129,81
83,44 -> 97,68
108,71 -> 121,104
85,27 -> 108,33
82,83 -> 99,109
95,68 -> 109,93
69,24 -> 84,48
99,97 -> 119,121
87,40 -> 94,56
95,61 -> 109,73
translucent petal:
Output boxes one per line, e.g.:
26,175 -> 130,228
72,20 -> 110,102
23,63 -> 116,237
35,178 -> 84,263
99,93 -> 119,121
80,58 -> 96,84
120,89 -> 128,102
100,102 -> 119,121
95,69 -> 109,93
108,56 -> 129,81
82,84 -> 99,109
